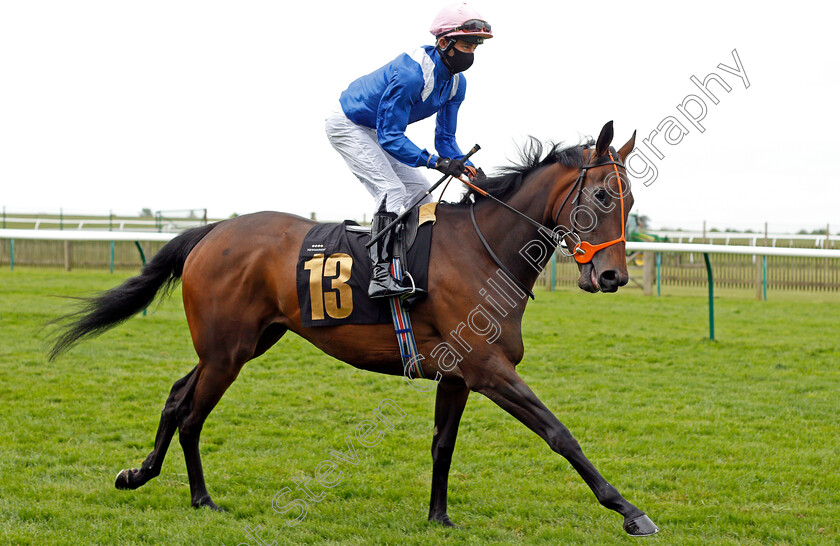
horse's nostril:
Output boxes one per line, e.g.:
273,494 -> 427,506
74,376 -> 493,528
600,270 -> 618,283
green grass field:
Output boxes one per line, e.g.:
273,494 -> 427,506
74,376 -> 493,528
1,269 -> 838,545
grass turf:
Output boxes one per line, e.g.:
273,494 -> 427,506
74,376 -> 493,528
0,268 -> 838,545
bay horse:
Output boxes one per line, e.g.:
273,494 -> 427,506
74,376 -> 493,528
50,121 -> 658,536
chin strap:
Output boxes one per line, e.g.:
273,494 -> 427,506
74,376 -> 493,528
438,38 -> 456,55
436,39 -> 456,71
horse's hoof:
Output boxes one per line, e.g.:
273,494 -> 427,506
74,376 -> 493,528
429,515 -> 461,528
623,514 -> 659,536
193,496 -> 223,512
114,469 -> 132,490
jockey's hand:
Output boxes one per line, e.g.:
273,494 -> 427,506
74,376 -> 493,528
434,157 -> 467,178
464,165 -> 477,180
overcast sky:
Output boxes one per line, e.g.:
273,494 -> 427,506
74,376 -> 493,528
1,1 -> 837,233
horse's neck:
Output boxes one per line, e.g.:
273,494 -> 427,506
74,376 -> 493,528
470,166 -> 565,294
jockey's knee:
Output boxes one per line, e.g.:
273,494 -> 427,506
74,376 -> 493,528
379,188 -> 406,214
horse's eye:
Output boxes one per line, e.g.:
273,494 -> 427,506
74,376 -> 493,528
594,189 -> 608,203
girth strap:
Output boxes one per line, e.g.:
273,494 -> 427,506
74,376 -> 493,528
470,203 -> 535,300
388,256 -> 424,379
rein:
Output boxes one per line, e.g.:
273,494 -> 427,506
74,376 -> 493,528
469,202 -> 536,300
460,173 -> 546,232
461,149 -> 628,297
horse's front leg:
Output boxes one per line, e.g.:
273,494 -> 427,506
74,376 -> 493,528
428,378 -> 470,527
476,366 -> 658,537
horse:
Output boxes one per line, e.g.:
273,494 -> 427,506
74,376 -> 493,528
49,121 -> 658,536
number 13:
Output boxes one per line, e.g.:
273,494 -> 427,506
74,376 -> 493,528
303,253 -> 354,321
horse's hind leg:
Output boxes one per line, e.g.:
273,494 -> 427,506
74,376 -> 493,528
176,358 -> 248,510
115,366 -> 199,490
174,323 -> 289,509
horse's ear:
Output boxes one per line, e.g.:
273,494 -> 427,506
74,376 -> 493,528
617,130 -> 636,162
595,120 -> 614,157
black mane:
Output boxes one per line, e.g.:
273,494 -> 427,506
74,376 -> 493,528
458,137 -> 595,204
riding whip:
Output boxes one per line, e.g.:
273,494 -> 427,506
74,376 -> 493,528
364,144 -> 480,248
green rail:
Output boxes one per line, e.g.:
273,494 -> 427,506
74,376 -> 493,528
763,255 -> 767,301
704,253 -> 714,340
656,251 -> 661,297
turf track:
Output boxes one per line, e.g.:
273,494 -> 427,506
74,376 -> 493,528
1,269 -> 838,545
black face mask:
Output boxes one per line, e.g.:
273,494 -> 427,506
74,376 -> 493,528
442,47 -> 474,74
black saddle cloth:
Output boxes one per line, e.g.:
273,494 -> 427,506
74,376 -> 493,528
296,206 -> 433,327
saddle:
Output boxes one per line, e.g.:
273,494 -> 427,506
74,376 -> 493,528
296,203 -> 436,328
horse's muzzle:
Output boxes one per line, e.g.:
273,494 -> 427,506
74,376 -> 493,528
597,269 -> 626,293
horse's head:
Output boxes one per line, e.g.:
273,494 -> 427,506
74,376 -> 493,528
551,121 -> 635,293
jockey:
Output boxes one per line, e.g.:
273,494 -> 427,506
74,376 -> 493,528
325,2 -> 492,299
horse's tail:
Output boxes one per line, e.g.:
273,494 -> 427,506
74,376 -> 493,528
48,222 -> 219,360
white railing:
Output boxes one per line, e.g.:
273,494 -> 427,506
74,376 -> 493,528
0,228 -> 176,242
0,229 -> 178,272
624,241 -> 840,258
647,230 -> 836,248
1,217 -> 206,232
606,243 -> 838,339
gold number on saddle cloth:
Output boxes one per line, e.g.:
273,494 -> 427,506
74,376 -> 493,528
303,253 -> 354,321
324,253 -> 353,319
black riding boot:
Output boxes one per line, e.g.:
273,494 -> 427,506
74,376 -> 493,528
368,212 -> 413,299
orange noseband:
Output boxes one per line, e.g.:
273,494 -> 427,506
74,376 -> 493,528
572,151 -> 627,264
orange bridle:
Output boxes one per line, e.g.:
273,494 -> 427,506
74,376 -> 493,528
552,149 -> 628,264
455,147 -> 629,285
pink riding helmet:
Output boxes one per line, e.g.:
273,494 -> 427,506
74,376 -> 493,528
430,2 -> 493,43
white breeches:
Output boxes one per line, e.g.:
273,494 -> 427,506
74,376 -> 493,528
325,109 -> 432,214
